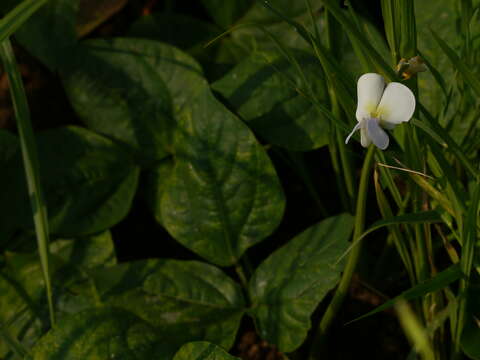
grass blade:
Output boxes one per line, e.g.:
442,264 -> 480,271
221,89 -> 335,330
348,264 -> 462,324
0,0 -> 49,42
0,39 -> 55,326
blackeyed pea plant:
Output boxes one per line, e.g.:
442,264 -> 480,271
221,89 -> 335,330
0,0 -> 479,359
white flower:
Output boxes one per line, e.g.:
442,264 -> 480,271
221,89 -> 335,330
345,73 -> 416,150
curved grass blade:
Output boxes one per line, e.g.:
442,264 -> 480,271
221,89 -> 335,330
0,0 -> 49,42
0,39 -> 55,326
348,264 -> 462,324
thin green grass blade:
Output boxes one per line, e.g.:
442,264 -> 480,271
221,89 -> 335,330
0,39 -> 55,326
347,264 -> 462,324
431,29 -> 480,97
320,0 -> 396,79
0,0 -> 49,42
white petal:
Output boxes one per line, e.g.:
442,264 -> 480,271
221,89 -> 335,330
360,127 -> 371,147
366,117 -> 389,150
376,82 -> 415,126
356,73 -> 385,122
345,122 -> 362,144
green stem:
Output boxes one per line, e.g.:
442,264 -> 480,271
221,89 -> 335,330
309,145 -> 376,358
0,39 -> 55,326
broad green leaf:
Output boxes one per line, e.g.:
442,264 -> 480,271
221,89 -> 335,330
350,264 -> 463,324
63,38 -> 285,266
94,259 -> 245,353
249,214 -> 354,352
62,39 -> 175,165
76,0 -> 127,36
30,307 -> 172,359
212,49 -> 330,151
8,126 -> 139,236
0,234 -> 114,357
174,341 -> 240,360
201,0 -> 252,29
1,0 -> 78,71
161,86 -> 285,266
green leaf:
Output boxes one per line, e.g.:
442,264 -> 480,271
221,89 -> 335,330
212,49 -> 330,151
350,264 -> 463,324
2,0 -> 78,71
248,214 -> 354,352
174,341 -> 240,360
96,259 -> 245,352
30,307 -> 172,359
0,233 -> 116,357
161,86 -> 285,266
9,126 -> 139,236
62,39 -> 176,165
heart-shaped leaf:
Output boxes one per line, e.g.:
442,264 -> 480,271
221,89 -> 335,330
95,259 -> 245,352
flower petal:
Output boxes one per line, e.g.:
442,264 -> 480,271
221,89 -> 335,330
366,117 -> 389,150
345,122 -> 362,144
376,82 -> 415,126
360,127 -> 371,147
356,73 -> 385,122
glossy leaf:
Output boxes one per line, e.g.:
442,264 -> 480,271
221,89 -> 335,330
96,259 -> 245,352
8,126 -> 139,236
212,49 -> 330,151
62,39 -> 175,165
76,39 -> 285,266
249,214 -> 354,352
174,341 -> 240,360
30,307 -> 171,359
161,86 -> 285,266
